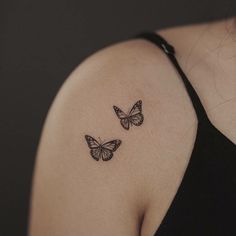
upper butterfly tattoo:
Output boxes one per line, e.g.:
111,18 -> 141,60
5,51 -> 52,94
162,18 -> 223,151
85,135 -> 122,161
113,100 -> 144,130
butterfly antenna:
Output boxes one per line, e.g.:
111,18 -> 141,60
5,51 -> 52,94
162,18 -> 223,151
98,136 -> 102,144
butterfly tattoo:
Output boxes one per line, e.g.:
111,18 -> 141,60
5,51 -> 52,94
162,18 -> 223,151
113,100 -> 144,130
84,135 -> 122,161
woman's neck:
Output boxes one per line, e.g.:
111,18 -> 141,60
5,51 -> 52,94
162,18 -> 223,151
206,16 -> 236,61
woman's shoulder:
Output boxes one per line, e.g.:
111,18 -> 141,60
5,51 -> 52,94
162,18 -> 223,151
38,23 -> 198,168
63,20 -> 212,106
29,22 -> 208,235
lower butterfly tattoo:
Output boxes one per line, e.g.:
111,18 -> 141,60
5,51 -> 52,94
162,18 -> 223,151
113,100 -> 144,130
84,135 -> 122,161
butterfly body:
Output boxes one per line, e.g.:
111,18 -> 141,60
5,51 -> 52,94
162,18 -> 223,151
113,100 -> 144,130
85,135 -> 121,161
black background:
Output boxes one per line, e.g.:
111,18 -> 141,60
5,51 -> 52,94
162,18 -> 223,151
1,0 -> 236,235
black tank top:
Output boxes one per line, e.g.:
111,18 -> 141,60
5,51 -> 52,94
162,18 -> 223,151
132,31 -> 236,235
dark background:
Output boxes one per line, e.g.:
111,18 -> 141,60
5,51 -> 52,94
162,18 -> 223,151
1,0 -> 235,235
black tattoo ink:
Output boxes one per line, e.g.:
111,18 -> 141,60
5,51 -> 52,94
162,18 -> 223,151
113,100 -> 144,130
84,135 -> 122,161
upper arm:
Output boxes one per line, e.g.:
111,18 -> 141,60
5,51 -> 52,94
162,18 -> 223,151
28,38 -> 172,236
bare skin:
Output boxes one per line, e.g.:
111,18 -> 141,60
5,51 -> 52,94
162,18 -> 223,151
29,17 -> 236,236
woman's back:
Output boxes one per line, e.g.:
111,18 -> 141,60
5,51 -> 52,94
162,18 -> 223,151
29,17 -> 236,236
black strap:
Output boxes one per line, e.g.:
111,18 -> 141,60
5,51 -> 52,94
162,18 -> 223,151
133,31 -> 209,122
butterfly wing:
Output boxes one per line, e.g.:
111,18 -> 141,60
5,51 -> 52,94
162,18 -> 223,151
85,135 -> 100,148
120,118 -> 130,130
113,105 -> 130,130
90,148 -> 102,161
102,139 -> 122,151
128,100 -> 143,127
113,106 -> 127,119
100,139 -> 122,161
85,135 -> 102,161
101,149 -> 113,161
129,100 -> 142,116
129,113 -> 144,126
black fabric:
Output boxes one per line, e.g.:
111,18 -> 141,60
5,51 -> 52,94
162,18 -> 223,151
132,31 -> 236,235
